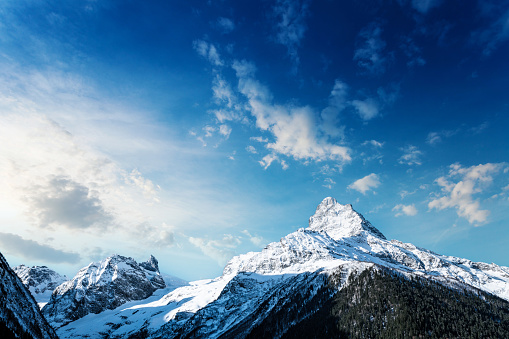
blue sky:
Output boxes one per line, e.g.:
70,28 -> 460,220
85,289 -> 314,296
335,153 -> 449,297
0,0 -> 508,281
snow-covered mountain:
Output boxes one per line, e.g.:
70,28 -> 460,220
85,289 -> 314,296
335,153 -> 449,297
42,254 -> 173,328
13,264 -> 67,308
53,197 -> 509,338
0,252 -> 58,339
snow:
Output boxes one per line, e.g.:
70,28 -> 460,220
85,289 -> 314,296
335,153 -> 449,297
13,265 -> 68,307
52,197 -> 509,338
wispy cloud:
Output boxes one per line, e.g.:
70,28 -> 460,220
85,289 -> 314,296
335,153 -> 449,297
428,163 -> 505,225
348,173 -> 381,194
426,129 -> 458,145
193,39 -> 223,67
470,3 -> 509,56
219,124 -> 232,139
393,204 -> 418,216
322,177 -> 336,190
362,140 -> 384,148
246,145 -> 257,154
189,234 -> 241,266
400,36 -> 426,67
351,83 -> 399,121
241,230 -> 265,247
410,0 -> 442,14
0,66 -> 182,255
320,79 -> 348,138
259,154 -> 288,170
0,232 -> 80,264
216,17 -> 235,34
354,22 -> 389,75
351,97 -> 379,121
398,145 -> 423,166
271,0 -> 310,72
233,60 -> 351,167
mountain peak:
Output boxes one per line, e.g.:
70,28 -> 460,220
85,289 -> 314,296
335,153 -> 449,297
140,254 -> 160,273
308,197 -> 386,240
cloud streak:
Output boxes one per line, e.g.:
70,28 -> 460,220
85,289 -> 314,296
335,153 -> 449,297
271,0 -> 310,72
0,232 -> 80,264
354,22 -> 389,75
399,145 -> 423,166
193,40 -> 223,67
189,234 -> 241,266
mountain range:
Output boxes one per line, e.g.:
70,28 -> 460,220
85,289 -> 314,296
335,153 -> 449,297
3,197 -> 509,338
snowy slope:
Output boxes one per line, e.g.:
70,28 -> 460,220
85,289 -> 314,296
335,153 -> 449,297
42,254 -> 170,328
55,197 -> 509,338
0,252 -> 58,339
13,264 -> 67,308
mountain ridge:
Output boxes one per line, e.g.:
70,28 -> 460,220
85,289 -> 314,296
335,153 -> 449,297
42,254 -> 169,328
13,264 -> 68,308
28,197 -> 509,338
0,252 -> 59,339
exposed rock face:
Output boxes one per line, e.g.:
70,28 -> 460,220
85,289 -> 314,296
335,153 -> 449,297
42,254 -> 166,328
13,264 -> 67,307
0,252 -> 59,339
50,198 -> 509,339
139,255 -> 166,290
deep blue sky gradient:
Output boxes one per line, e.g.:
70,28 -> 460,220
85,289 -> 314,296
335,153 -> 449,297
0,0 -> 508,280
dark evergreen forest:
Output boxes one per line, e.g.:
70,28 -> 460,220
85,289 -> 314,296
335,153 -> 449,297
280,267 -> 509,338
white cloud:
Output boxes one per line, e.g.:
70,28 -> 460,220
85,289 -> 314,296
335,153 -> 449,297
250,136 -> 269,143
426,132 -> 441,145
246,145 -> 257,154
398,145 -> 423,166
219,124 -> 232,139
212,74 -> 236,108
428,163 -> 504,225
193,40 -> 223,67
241,230 -> 265,247
232,59 -> 257,78
203,125 -> 215,137
320,79 -> 348,138
393,204 -> 418,217
354,22 -> 388,74
216,17 -> 235,34
0,232 -> 80,264
259,154 -> 279,170
351,84 -> 398,122
348,173 -> 380,194
24,175 -> 113,229
352,98 -> 379,121
323,177 -> 336,190
362,140 -> 384,148
280,160 -> 289,170
189,234 -> 241,266
426,129 -> 458,145
0,66 -> 183,257
211,109 -> 245,124
234,64 -> 351,166
127,169 -> 160,201
271,0 -> 310,71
